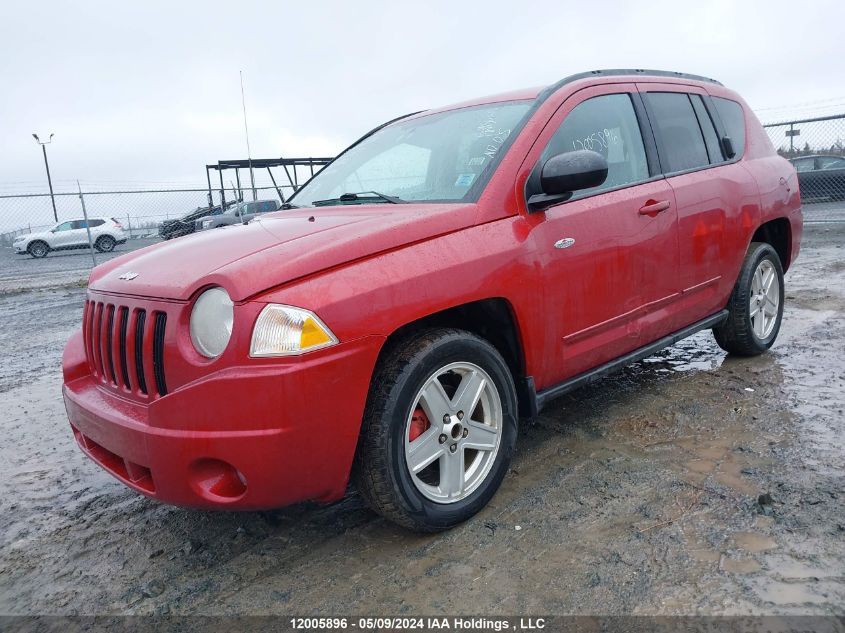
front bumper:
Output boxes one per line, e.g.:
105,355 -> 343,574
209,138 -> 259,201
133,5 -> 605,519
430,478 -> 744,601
14,243 -> 27,253
62,329 -> 384,509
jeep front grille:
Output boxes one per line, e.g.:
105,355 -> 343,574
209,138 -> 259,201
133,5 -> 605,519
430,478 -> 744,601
82,299 -> 168,399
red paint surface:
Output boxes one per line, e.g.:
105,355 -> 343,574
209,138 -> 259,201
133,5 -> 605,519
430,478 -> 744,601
63,74 -> 802,510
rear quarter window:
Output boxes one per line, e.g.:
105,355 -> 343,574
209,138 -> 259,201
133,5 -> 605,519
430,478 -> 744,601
690,95 -> 724,164
712,97 -> 746,158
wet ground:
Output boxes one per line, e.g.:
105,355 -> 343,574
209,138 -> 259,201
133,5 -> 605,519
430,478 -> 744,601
0,226 -> 843,616
802,199 -> 845,223
0,238 -> 159,295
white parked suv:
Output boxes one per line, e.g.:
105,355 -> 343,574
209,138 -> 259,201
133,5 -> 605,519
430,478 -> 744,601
13,218 -> 127,258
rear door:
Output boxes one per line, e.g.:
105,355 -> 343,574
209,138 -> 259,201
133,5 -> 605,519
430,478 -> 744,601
69,220 -> 99,246
523,84 -> 680,383
639,84 -> 759,329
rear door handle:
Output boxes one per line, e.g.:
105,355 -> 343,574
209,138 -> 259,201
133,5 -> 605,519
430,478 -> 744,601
638,199 -> 671,216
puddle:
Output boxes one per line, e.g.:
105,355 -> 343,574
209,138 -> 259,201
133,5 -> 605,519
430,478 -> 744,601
733,532 -> 779,553
721,557 -> 762,574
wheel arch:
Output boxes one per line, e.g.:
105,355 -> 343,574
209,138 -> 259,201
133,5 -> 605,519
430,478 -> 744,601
376,298 -> 532,420
751,218 -> 792,271
27,239 -> 49,252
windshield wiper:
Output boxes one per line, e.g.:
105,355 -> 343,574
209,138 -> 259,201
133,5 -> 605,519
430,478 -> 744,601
312,191 -> 405,206
280,202 -> 300,210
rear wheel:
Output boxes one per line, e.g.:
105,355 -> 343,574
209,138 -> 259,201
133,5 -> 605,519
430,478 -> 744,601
713,242 -> 784,356
95,235 -> 116,253
28,241 -> 49,258
355,329 -> 518,532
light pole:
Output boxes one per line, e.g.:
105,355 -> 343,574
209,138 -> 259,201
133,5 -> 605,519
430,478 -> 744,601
32,133 -> 58,222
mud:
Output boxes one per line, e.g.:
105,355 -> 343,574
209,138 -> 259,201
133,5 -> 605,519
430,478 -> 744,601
0,226 -> 843,616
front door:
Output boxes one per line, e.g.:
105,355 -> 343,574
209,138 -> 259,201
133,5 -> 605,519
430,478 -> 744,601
50,221 -> 78,248
525,86 -> 680,384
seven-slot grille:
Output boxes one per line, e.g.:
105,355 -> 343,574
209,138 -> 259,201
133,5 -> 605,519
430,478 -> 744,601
82,300 -> 168,398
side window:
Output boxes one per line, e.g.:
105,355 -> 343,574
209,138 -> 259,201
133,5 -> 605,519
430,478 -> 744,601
88,219 -> 105,227
55,221 -> 74,232
818,156 -> 845,170
71,220 -> 86,230
792,158 -> 815,173
539,93 -> 649,198
261,201 -> 278,212
646,92 -> 710,172
690,95 -> 724,163
712,97 -> 746,158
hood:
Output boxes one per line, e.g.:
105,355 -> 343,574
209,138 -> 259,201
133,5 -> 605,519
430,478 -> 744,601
89,202 -> 478,301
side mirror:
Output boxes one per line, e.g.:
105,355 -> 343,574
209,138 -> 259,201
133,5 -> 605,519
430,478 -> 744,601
528,150 -> 609,212
542,149 -> 608,195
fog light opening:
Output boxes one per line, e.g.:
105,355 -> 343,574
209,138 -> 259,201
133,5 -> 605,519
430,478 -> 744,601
189,458 -> 247,501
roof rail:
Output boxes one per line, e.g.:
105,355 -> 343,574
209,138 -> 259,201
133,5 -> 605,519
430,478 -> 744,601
537,68 -> 723,103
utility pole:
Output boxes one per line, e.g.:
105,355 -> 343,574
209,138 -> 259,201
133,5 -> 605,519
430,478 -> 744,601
77,181 -> 97,266
33,133 -> 58,222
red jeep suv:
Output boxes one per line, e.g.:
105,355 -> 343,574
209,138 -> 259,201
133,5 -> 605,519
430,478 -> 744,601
62,69 -> 801,531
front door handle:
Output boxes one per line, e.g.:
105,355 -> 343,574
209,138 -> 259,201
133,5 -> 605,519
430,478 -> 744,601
638,199 -> 671,217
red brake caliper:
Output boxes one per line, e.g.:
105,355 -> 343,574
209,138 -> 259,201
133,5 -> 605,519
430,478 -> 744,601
409,407 -> 431,442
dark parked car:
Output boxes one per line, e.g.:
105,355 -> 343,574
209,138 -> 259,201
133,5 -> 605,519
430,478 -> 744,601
789,154 -> 845,200
158,202 -> 237,240
194,199 -> 281,232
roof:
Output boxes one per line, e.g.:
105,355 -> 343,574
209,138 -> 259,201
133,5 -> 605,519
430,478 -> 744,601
414,69 -> 723,119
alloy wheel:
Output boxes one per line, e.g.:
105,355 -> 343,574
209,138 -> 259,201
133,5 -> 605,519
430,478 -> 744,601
404,361 -> 502,504
749,259 -> 780,339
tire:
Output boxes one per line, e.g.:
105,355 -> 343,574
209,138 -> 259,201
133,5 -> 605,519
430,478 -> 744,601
354,328 -> 518,532
28,241 -> 49,258
95,235 -> 116,253
713,242 -> 785,356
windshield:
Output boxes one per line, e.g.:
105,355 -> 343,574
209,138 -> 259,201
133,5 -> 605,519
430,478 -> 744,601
289,101 -> 532,207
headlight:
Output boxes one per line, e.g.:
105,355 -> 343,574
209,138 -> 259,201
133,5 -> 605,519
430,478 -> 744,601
250,304 -> 338,357
202,219 -> 212,228
190,287 -> 234,358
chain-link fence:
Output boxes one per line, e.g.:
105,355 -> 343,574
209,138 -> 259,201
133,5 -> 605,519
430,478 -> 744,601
2,114 -> 844,293
0,185 -> 304,293
0,185 -> 297,246
763,113 -> 845,223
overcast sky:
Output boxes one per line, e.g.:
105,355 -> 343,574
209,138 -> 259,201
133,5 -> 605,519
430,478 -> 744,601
2,0 -> 844,193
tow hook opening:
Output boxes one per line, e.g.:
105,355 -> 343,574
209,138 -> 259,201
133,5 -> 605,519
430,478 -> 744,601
188,458 -> 247,501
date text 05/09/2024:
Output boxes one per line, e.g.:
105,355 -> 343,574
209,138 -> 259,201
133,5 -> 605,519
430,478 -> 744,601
289,617 -> 546,630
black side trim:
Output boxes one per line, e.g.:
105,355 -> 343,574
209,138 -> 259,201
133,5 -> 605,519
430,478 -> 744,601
532,310 -> 729,412
135,310 -> 147,395
152,312 -> 167,397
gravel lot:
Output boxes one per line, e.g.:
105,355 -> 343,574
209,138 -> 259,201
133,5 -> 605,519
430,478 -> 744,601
0,238 -> 159,295
0,225 -> 843,616
803,200 -> 845,224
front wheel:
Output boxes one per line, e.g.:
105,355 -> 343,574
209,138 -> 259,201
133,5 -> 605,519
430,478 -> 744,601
713,242 -> 784,356
354,329 -> 518,532
95,235 -> 116,253
28,241 -> 49,258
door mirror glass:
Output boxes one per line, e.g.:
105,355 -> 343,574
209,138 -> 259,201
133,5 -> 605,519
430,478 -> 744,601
541,150 -> 608,196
